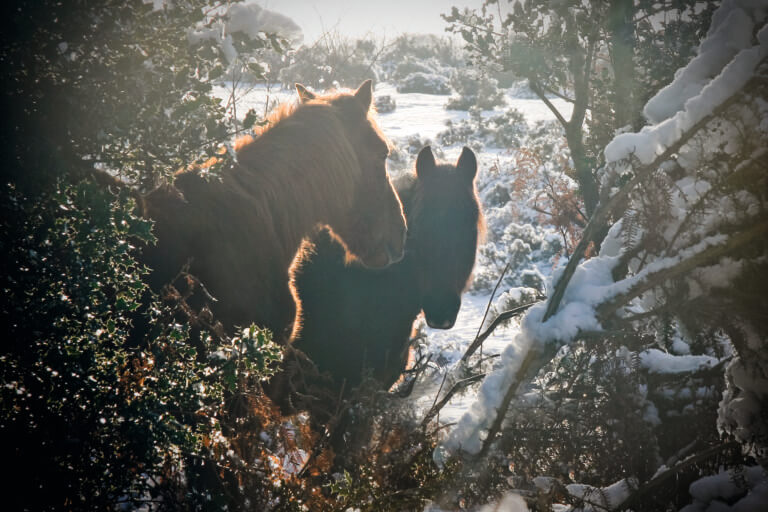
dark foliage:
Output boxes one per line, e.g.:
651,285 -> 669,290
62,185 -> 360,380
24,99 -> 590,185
0,181 -> 220,509
0,0 -> 241,193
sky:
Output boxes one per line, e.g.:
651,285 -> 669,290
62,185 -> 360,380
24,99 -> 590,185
254,0 -> 486,42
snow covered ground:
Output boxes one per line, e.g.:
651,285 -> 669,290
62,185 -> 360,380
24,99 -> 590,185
214,81 -> 571,154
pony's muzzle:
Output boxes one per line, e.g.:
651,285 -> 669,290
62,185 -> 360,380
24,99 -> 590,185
426,317 -> 456,329
423,295 -> 461,330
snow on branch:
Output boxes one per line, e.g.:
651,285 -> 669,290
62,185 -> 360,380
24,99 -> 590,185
596,223 -> 768,321
544,47 -> 766,324
643,7 -> 756,123
605,19 -> 768,164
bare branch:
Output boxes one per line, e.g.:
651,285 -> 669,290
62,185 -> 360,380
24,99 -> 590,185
420,264 -> 513,425
461,302 -> 540,363
470,261 -> 512,359
530,79 -> 569,129
421,373 -> 485,429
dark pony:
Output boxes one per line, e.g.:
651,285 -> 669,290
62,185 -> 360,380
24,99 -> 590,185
140,80 -> 406,341
292,146 -> 483,387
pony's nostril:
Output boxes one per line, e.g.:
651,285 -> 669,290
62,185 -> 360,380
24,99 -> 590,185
426,317 -> 455,329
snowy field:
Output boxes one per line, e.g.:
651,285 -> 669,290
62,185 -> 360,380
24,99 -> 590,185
214,81 -> 571,157
214,81 -> 573,427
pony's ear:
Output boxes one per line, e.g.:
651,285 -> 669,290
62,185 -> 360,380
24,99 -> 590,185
416,146 -> 437,178
295,83 -> 316,103
353,79 -> 373,111
456,146 -> 477,182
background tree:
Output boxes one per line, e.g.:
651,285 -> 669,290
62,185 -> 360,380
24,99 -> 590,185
0,0 -> 290,192
443,0 -> 717,219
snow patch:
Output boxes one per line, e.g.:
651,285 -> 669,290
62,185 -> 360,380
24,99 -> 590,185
639,348 -> 719,374
681,465 -> 768,512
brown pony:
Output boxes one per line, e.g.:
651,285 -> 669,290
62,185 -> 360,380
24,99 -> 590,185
292,146 -> 483,387
140,80 -> 406,341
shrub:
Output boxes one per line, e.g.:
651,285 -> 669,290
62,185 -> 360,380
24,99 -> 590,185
0,178 -> 296,510
396,72 -> 452,95
380,34 -> 464,73
392,56 -> 440,79
1,181 -> 214,508
438,106 -> 527,149
445,70 -> 506,110
375,94 -> 396,113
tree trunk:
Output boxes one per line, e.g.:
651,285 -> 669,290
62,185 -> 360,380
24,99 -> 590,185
566,124 -> 599,218
608,0 -> 637,129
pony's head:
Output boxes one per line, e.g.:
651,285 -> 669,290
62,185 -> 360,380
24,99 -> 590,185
406,146 -> 482,329
296,80 -> 406,268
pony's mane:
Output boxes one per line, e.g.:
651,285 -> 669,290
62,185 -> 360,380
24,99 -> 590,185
233,97 -> 360,186
233,102 -> 297,152
210,90 -> 378,272
234,90 -> 391,156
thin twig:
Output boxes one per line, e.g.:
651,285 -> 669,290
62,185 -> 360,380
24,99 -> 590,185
472,261 -> 511,360
424,358 -> 450,426
423,263 -> 510,427
461,302 -> 539,362
421,373 -> 485,429
422,297 -> 537,431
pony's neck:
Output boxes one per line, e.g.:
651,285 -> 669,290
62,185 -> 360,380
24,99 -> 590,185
236,114 -> 359,266
265,168 -> 336,261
